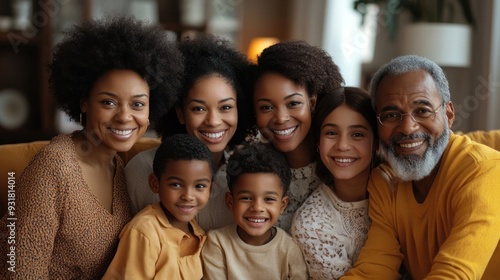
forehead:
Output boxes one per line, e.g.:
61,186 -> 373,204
375,70 -> 441,110
254,73 -> 307,99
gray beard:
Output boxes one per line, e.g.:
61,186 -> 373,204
379,125 -> 450,182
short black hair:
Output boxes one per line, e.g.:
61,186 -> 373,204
49,16 -> 184,126
312,87 -> 378,185
155,33 -> 254,146
153,134 -> 215,179
226,143 -> 291,193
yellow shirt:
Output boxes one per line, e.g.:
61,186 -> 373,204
103,203 -> 206,280
343,134 -> 500,279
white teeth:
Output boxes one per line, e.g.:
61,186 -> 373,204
400,141 -> 423,148
273,127 -> 296,136
203,131 -> 224,139
248,218 -> 266,223
110,128 -> 133,135
335,158 -> 355,163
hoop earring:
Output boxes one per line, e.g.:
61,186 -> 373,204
79,113 -> 83,126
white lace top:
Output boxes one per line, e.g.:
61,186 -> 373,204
276,162 -> 321,232
290,183 -> 370,280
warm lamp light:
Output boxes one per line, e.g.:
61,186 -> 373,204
401,23 -> 471,67
247,37 -> 279,63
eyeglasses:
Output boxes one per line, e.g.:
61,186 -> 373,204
377,103 -> 444,126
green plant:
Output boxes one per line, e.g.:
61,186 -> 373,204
353,0 -> 475,39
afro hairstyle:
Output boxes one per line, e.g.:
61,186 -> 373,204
154,33 -> 254,147
226,143 -> 291,194
152,134 -> 215,180
251,40 -> 344,99
49,15 -> 184,125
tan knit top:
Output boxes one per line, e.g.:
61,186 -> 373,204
0,134 -> 132,279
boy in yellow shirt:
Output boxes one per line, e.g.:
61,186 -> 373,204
104,134 -> 214,279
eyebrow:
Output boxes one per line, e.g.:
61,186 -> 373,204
256,92 -> 304,103
236,190 -> 281,196
98,92 -> 149,99
322,123 -> 369,130
166,176 -> 211,183
187,97 -> 236,105
380,99 -> 434,112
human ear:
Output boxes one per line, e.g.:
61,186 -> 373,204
175,105 -> 185,125
445,101 -> 455,128
225,192 -> 234,211
149,173 -> 160,194
280,196 -> 289,214
309,95 -> 317,113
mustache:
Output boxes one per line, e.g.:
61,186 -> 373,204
391,132 -> 430,143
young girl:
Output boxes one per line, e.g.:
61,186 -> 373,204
104,134 -> 214,279
290,87 -> 378,279
251,40 -> 344,232
126,33 -> 253,230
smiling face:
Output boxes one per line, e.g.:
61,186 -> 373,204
253,73 -> 316,155
319,104 -> 374,182
149,159 -> 212,228
176,75 -> 238,155
225,172 -> 288,245
375,70 -> 455,181
81,69 -> 150,153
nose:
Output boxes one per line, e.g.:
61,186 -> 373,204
274,107 -> 290,124
250,199 -> 264,212
336,134 -> 350,151
398,113 -> 420,135
115,105 -> 132,123
205,110 -> 222,126
180,188 -> 194,201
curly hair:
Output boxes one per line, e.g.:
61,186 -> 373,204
312,87 -> 378,185
251,40 -> 344,99
155,33 -> 253,147
152,134 -> 215,180
226,143 -> 291,193
49,16 -> 184,125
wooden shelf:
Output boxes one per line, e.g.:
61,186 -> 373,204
0,0 -> 55,144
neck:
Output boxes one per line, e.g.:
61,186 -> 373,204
72,130 -> 116,167
412,162 -> 441,203
331,167 -> 370,202
212,150 -> 224,169
284,135 -> 315,168
237,226 -> 275,246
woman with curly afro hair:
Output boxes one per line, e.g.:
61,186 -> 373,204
251,40 -> 344,232
0,16 -> 183,279
126,33 -> 253,231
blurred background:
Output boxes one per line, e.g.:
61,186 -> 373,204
0,0 -> 498,144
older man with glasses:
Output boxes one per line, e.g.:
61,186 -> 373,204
342,55 -> 500,280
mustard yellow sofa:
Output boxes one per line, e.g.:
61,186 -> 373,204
1,130 -> 500,218
0,137 -> 161,218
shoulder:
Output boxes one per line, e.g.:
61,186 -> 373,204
125,147 -> 157,168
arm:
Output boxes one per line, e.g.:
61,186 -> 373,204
103,226 -> 159,279
342,167 -> 403,279
425,160 -> 500,279
6,149 -> 61,279
287,239 -> 309,280
201,231 -> 227,280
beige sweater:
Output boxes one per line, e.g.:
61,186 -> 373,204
0,134 -> 131,279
